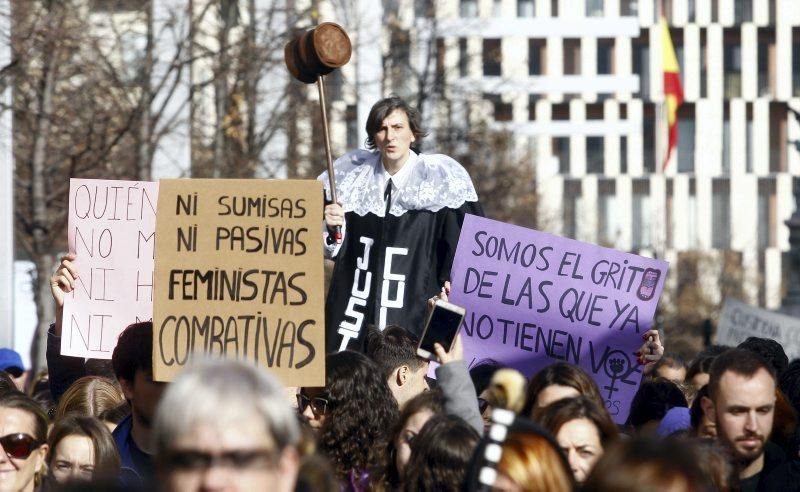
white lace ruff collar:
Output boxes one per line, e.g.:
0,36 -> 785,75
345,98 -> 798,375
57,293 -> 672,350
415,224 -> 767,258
319,150 -> 479,217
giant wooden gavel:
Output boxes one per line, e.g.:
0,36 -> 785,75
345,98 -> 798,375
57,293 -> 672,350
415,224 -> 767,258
284,22 -> 352,243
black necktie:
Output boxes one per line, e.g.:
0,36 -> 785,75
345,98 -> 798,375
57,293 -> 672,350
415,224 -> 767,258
384,179 -> 393,216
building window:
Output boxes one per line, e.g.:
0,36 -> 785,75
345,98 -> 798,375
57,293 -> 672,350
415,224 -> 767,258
585,0 -> 603,16
528,94 -> 539,120
746,103 -> 754,173
597,38 -> 614,75
435,38 -> 446,85
459,38 -> 468,77
671,28 -> 684,87
770,103 -> 788,173
415,0 -> 433,17
758,28 -> 776,97
712,179 -> 731,250
758,178 -> 777,249
687,178 -> 698,248
712,0 -> 719,22
620,135 -> 628,174
597,180 -> 616,246
587,137 -> 604,174
91,0 -> 148,11
677,103 -> 695,173
687,0 -> 696,22
493,0 -> 502,16
563,39 -> 581,75
724,29 -> 742,98
643,103 -> 656,173
346,105 -> 358,150
722,105 -> 731,174
632,180 -> 652,249
460,0 -> 478,17
700,29 -> 708,98
529,39 -> 546,75
518,0 -> 535,17
563,180 -> 582,238
621,0 -> 637,16
553,103 -> 570,120
664,0 -> 674,21
794,28 -> 800,97
485,94 -> 513,121
666,179 -> 674,248
553,137 -> 570,174
550,0 -> 558,17
483,39 -> 502,76
633,35 -> 650,99
734,0 -> 753,24
586,103 -> 603,120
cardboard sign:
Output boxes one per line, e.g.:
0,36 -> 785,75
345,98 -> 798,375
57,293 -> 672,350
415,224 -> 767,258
62,179 -> 159,358
449,215 -> 669,423
717,298 -> 800,359
153,179 -> 325,385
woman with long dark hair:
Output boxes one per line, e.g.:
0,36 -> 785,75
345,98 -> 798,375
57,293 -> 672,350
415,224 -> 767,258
401,415 -> 479,492
308,351 -> 399,490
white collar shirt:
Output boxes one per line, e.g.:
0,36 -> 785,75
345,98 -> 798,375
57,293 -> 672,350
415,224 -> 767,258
376,150 -> 419,202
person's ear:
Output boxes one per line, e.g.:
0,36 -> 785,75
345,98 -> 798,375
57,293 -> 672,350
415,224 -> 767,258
118,377 -> 135,400
701,396 -> 716,424
396,365 -> 409,387
277,446 -> 300,492
34,443 -> 48,475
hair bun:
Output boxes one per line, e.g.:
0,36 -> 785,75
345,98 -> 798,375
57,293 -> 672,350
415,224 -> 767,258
486,369 -> 527,414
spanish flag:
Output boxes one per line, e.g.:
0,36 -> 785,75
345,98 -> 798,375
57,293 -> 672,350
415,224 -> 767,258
660,16 -> 683,171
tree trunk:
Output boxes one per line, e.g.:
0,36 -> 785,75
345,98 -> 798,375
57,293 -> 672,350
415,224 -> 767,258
29,254 -> 54,375
138,3 -> 155,181
28,19 -> 58,374
213,5 -> 233,178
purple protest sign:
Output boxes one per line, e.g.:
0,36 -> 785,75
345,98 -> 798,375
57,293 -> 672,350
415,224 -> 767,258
450,215 -> 669,424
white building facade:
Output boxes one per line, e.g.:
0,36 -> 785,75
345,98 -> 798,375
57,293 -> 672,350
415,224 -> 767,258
339,0 -> 800,310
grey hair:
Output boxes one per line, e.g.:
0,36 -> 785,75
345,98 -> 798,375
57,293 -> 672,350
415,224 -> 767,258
153,359 -> 299,458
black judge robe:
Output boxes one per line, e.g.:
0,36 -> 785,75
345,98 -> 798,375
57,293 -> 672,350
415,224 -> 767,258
320,149 -> 483,353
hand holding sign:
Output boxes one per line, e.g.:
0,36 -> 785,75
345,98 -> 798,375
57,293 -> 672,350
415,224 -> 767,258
635,329 -> 664,374
51,253 -> 78,336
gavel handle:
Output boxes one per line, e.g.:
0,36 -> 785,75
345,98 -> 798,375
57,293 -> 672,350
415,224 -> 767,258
317,75 -> 341,244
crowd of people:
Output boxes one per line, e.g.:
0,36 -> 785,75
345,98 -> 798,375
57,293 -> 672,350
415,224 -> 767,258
2,95 -> 799,491
2,263 -> 800,491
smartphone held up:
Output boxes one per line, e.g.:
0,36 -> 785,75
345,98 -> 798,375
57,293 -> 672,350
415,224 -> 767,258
416,299 -> 466,362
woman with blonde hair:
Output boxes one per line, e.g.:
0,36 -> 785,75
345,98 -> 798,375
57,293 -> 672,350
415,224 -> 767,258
54,376 -> 127,428
464,408 -> 573,491
494,429 -> 574,491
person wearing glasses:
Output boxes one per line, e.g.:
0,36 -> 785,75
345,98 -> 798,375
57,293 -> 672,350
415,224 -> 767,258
299,351 -> 398,490
0,392 -> 49,492
153,359 -> 300,492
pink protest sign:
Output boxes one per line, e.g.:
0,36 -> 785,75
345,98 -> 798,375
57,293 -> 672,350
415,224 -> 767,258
450,215 -> 669,423
62,179 -> 159,358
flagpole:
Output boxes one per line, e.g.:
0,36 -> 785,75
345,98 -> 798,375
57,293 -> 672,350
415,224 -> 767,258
657,0 -> 666,175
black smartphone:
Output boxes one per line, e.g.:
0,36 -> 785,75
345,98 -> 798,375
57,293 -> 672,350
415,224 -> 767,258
417,300 -> 466,361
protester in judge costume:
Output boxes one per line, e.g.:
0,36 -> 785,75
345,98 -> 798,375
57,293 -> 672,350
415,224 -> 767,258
321,96 -> 482,352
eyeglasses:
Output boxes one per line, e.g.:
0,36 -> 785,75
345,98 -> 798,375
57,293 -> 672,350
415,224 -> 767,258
296,393 -> 329,418
0,433 -> 42,460
166,449 -> 276,471
478,398 -> 490,414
